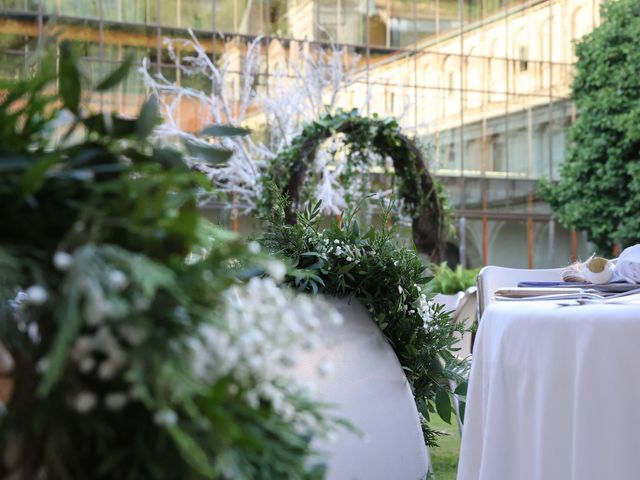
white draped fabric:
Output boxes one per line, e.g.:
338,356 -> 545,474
458,300 -> 640,480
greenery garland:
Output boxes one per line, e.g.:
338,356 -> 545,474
260,192 -> 468,446
259,109 -> 448,261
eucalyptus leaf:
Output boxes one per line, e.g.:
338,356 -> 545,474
454,381 -> 468,396
435,389 -> 452,425
200,124 -> 251,137
184,140 -> 233,165
83,113 -> 137,137
153,146 -> 187,170
95,54 -> 134,91
58,42 -> 82,113
19,155 -> 58,197
136,95 -> 160,139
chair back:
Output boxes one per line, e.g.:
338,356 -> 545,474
434,288 -> 477,358
477,266 -> 564,319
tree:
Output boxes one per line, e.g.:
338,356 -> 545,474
539,0 -> 640,254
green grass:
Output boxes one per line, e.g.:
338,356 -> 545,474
429,415 -> 461,480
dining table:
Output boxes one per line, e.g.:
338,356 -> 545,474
457,298 -> 640,480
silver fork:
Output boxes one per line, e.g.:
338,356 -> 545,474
556,287 -> 640,306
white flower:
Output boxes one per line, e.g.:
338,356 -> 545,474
133,296 -> 151,311
105,392 -> 128,412
73,391 -> 97,413
117,324 -> 147,346
265,260 -> 286,282
108,271 -> 128,291
72,335 -> 95,359
36,357 -> 49,374
98,360 -> 120,380
53,251 -> 73,271
78,357 -> 95,373
398,285 -> 403,294
346,256 -> 353,262
9,291 -> 27,310
25,285 -> 48,305
153,409 -> 178,426
248,241 -> 261,253
27,322 -> 40,344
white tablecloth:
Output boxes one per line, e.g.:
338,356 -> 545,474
458,300 -> 640,480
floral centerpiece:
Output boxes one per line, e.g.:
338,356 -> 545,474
260,194 -> 469,446
0,45 -> 343,478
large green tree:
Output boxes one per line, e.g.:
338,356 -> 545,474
540,0 -> 640,254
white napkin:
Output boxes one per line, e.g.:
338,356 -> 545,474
613,244 -> 640,283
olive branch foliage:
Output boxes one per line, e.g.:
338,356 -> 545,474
260,189 -> 469,446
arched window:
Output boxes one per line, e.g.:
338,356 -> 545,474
513,29 -> 529,73
571,7 -> 590,43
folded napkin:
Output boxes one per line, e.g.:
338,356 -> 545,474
613,244 -> 640,284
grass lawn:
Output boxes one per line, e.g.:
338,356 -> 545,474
429,415 -> 461,480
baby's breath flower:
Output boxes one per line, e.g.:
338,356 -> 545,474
265,260 -> 286,282
105,392 -> 128,412
73,391 -> 97,414
154,409 -> 178,426
25,285 -> 48,305
53,251 -> 73,271
108,270 -> 128,291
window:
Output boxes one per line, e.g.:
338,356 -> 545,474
518,46 -> 529,72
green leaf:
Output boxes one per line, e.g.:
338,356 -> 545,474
70,144 -> 107,167
200,124 -> 251,137
0,154 -> 30,172
58,42 -> 82,113
184,141 -> 233,165
435,389 -> 452,424
19,155 -> 58,196
153,147 -> 187,170
83,113 -> 137,136
136,95 -> 160,139
95,54 -> 134,91
166,425 -> 215,477
39,287 -> 82,396
454,381 -> 468,396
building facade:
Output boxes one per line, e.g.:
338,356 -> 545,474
0,0 -> 602,266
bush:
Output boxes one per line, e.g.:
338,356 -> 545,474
427,263 -> 480,295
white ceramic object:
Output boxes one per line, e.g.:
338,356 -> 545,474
290,297 -> 430,480
581,257 -> 614,284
